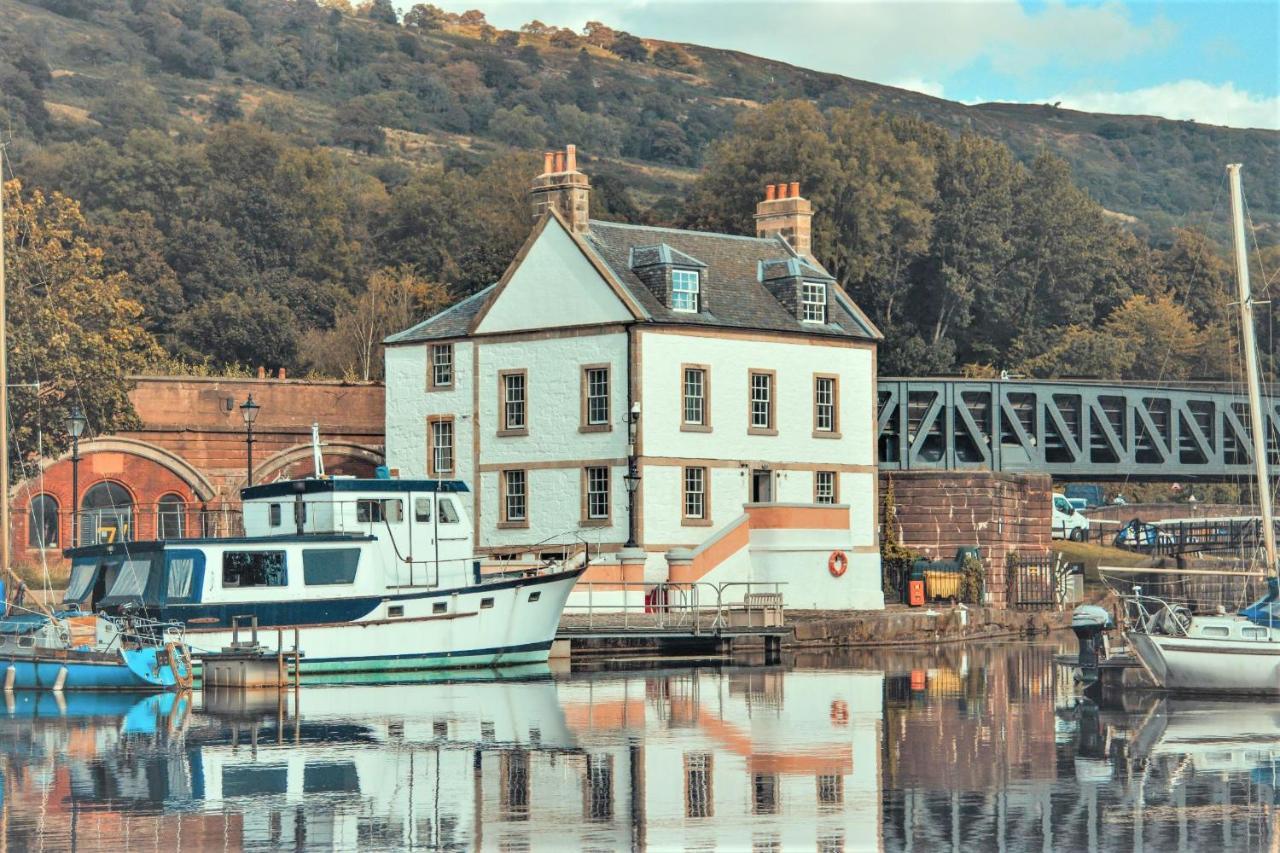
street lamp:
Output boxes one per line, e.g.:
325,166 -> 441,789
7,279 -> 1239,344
240,394 -> 260,486
65,407 -> 86,546
624,402 -> 641,548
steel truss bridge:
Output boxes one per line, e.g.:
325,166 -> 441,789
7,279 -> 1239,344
877,378 -> 1280,481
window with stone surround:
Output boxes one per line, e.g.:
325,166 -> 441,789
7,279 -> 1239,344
801,281 -> 827,323
581,365 -> 611,432
28,494 -> 58,549
682,466 -> 709,524
814,374 -> 839,435
429,344 -> 454,390
500,370 -> 528,436
749,370 -> 776,435
428,416 -> 454,476
584,466 -> 610,524
501,470 -> 527,526
682,365 -> 710,431
815,471 -> 837,504
672,269 -> 700,313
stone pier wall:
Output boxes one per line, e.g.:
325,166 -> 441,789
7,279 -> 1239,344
881,471 -> 1053,608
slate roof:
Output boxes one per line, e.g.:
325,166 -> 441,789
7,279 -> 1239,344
384,284 -> 496,344
384,219 -> 881,344
585,221 -> 878,340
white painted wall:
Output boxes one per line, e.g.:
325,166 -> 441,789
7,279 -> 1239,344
474,220 -> 633,335
384,340 -> 476,518
475,332 -> 629,547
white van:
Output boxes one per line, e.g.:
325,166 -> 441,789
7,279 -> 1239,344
1053,493 -> 1089,541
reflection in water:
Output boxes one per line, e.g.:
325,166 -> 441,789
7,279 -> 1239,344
0,643 -> 1276,850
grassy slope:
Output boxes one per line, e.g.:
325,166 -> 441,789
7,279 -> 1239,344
4,0 -> 1277,235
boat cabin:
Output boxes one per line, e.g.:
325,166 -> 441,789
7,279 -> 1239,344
61,478 -> 475,622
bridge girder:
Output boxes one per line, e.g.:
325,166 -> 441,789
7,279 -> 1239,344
877,379 -> 1279,482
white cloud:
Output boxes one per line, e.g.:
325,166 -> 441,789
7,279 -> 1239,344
419,1 -> 1176,84
889,78 -> 947,99
1052,80 -> 1280,130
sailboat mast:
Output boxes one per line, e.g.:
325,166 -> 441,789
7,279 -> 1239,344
1227,163 -> 1277,572
0,166 -> 8,582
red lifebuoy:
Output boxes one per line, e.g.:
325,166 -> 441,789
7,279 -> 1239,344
828,550 -> 848,577
830,700 -> 849,725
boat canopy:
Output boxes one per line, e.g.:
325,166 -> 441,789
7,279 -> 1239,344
0,613 -> 49,635
65,548 -> 206,610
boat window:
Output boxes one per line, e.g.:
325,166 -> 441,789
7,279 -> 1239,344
528,591 -> 541,603
106,558 -> 151,599
303,549 -> 361,586
269,503 -> 282,528
1200,626 -> 1230,638
414,497 -> 432,523
388,606 -> 404,618
433,601 -> 447,614
1242,627 -> 1269,640
64,560 -> 97,603
167,557 -> 196,599
439,498 -> 460,524
223,551 -> 288,588
357,499 -> 404,524
481,597 -> 494,609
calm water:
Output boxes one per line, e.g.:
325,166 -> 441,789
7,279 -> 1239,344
2,640 -> 1278,851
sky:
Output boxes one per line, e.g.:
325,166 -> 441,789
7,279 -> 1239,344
410,0 -> 1280,130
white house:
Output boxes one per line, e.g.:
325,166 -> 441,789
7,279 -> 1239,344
384,146 -> 884,609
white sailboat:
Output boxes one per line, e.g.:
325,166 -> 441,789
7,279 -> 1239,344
1124,163 -> 1280,694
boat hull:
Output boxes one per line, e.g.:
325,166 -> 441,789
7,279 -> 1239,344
184,568 -> 581,676
1129,631 -> 1280,694
0,647 -> 181,691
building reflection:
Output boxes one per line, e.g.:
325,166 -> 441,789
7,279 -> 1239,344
3,646 -> 1276,851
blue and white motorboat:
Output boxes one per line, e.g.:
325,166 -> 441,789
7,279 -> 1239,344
0,606 -> 193,691
63,477 -> 584,676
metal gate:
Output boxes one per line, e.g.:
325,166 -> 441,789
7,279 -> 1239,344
1007,552 -> 1059,611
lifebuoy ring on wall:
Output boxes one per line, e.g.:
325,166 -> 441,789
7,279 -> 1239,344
828,551 -> 848,578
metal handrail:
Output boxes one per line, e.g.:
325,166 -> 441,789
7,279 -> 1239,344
563,580 -> 787,632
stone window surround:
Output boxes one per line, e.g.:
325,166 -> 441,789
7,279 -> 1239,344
580,465 -> 612,527
498,369 -> 529,437
747,368 -> 778,436
498,468 -> 529,529
428,343 -> 454,391
812,373 -> 841,438
427,415 -> 455,477
680,363 -> 712,433
814,470 -> 839,504
682,465 -> 712,526
579,363 -> 612,433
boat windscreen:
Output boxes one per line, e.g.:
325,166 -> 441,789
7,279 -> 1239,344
63,560 -> 97,603
103,557 -> 152,602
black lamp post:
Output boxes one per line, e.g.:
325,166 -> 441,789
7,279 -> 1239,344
623,402 -> 641,548
240,394 -> 260,486
66,407 -> 86,546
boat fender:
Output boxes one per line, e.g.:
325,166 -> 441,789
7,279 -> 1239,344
53,666 -> 68,692
828,551 -> 848,578
3,665 -> 13,691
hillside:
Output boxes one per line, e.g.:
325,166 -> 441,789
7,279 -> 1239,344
0,0 -> 1276,381
2,0 -> 1275,236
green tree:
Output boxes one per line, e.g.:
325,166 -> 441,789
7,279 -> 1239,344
1,180 -> 163,472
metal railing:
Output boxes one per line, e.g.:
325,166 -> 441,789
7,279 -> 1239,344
560,581 -> 787,633
51,505 -> 245,548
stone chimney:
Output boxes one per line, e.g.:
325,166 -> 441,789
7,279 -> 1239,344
529,144 -> 591,233
754,181 -> 813,258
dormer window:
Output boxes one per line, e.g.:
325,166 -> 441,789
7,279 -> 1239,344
801,281 -> 826,323
672,269 -> 700,313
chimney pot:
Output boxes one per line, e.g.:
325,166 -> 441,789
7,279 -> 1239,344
765,184 -> 777,201
278,367 -> 287,380
566,144 -> 577,172
554,151 -> 565,172
789,181 -> 801,198
779,182 -> 790,199
257,366 -> 266,379
543,152 -> 555,173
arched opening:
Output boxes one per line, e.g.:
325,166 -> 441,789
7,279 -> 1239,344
80,482 -> 134,546
27,494 -> 59,549
157,493 -> 185,540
